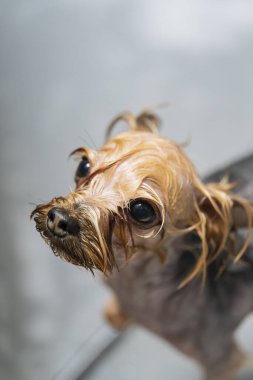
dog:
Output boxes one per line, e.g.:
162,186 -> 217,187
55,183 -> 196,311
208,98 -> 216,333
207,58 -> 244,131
32,110 -> 253,380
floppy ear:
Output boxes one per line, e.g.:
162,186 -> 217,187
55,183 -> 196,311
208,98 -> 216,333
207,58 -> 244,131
197,181 -> 253,233
196,181 -> 253,229
180,179 -> 253,287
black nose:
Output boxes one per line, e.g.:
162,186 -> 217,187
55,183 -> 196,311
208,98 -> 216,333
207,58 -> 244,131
47,207 -> 80,237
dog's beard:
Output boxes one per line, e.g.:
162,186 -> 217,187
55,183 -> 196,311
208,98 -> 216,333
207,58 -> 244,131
31,197 -> 115,273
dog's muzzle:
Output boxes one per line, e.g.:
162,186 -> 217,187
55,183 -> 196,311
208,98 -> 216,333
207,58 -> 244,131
31,196 -> 115,272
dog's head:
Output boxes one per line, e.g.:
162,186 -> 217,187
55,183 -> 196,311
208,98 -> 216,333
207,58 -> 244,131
31,110 -> 253,285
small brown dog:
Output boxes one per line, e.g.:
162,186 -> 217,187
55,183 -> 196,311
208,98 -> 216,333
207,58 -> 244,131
32,111 -> 253,380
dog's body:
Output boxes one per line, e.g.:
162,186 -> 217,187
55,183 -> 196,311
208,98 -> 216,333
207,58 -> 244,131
107,232 -> 253,379
32,111 -> 253,380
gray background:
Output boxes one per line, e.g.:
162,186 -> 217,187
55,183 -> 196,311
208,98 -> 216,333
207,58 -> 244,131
0,1 -> 253,379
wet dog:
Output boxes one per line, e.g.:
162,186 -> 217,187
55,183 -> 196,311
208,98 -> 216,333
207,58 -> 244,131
32,110 -> 253,380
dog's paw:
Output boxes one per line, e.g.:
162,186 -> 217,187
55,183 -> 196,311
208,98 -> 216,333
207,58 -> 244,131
104,296 -> 131,331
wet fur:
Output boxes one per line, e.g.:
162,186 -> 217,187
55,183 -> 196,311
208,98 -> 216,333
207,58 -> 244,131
32,111 -> 253,379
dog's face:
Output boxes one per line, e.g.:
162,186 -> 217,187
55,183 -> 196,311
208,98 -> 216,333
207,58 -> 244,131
31,111 -> 253,284
32,113 -> 199,274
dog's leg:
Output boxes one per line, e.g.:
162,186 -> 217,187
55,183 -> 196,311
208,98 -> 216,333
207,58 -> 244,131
104,295 -> 131,330
203,342 -> 248,380
168,336 -> 248,380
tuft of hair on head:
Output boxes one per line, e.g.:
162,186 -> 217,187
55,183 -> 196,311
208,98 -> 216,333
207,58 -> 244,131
105,104 -> 169,141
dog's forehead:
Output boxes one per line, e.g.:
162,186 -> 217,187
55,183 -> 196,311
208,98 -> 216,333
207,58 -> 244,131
95,131 -> 192,180
74,131 -> 171,200
93,132 -> 175,181
99,131 -> 168,161
104,130 -> 163,148
75,130 -> 195,208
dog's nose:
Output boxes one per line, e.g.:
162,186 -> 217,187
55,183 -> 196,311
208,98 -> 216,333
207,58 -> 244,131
47,207 -> 80,237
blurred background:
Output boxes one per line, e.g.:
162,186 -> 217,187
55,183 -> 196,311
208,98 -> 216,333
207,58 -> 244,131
0,1 -> 253,379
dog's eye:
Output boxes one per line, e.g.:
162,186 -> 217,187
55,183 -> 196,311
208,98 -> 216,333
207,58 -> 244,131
129,200 -> 156,225
75,157 -> 90,180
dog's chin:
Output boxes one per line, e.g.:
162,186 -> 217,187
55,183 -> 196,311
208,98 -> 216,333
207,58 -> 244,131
31,206 -> 115,273
45,240 -> 98,273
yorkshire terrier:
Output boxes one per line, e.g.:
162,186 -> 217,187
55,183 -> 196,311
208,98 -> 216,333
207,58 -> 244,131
32,110 -> 253,380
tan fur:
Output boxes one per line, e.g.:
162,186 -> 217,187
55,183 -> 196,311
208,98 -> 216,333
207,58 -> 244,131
31,110 -> 253,379
32,110 -> 253,286
104,295 -> 131,330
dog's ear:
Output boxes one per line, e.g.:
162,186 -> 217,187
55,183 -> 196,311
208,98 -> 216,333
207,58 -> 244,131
196,181 -> 253,224
196,181 -> 253,232
180,179 -> 253,287
106,110 -> 160,140
231,198 -> 253,228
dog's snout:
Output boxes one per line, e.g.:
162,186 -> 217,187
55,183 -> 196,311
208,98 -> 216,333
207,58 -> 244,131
47,207 -> 80,237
